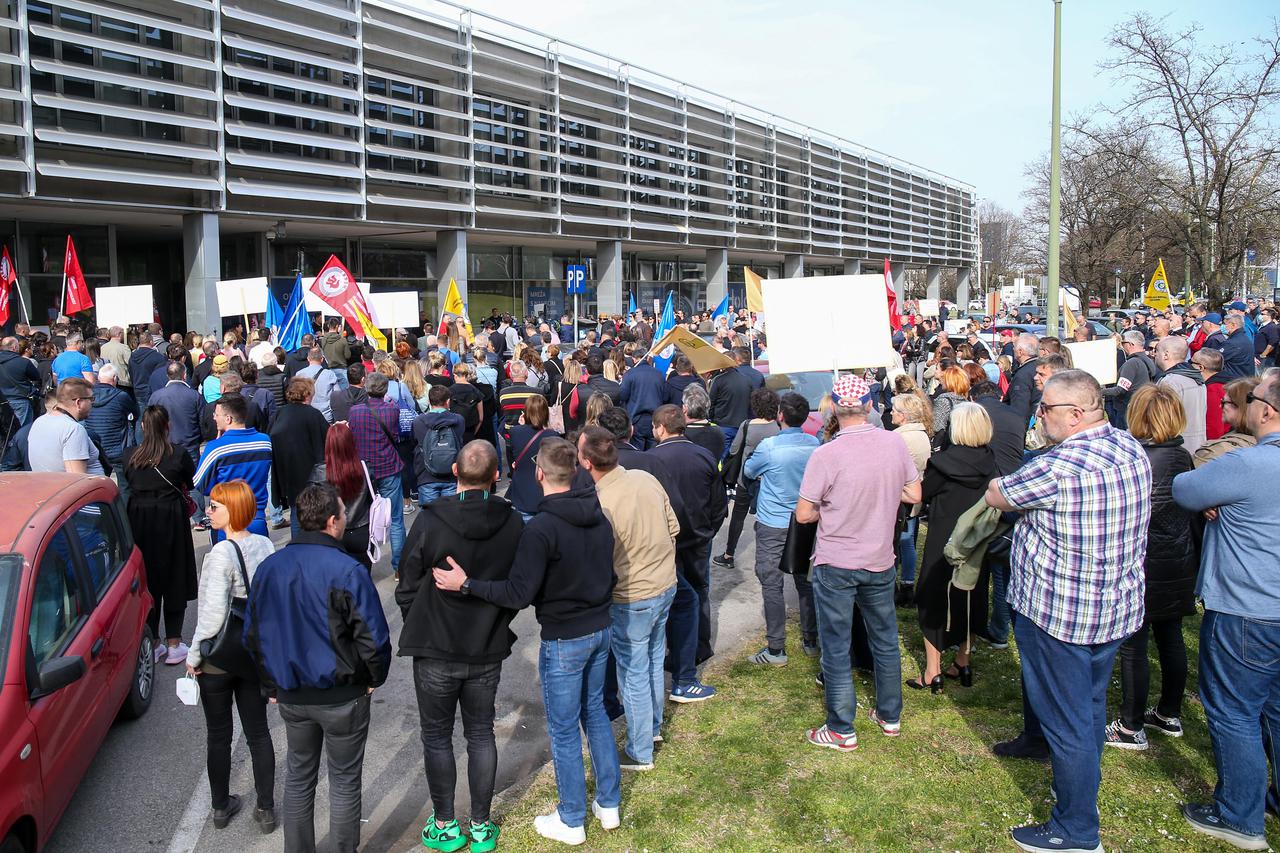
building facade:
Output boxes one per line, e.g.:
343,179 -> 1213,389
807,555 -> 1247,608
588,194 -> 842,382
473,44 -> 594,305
0,0 -> 977,332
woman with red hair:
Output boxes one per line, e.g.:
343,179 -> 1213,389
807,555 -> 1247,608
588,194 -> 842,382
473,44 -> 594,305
324,422 -> 375,568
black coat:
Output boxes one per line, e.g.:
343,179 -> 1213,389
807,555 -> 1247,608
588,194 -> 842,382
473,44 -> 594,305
0,350 -> 39,408
975,396 -> 1027,476
1004,357 -> 1040,427
127,346 -> 167,408
1142,439 -> 1198,620
270,403 -> 329,507
648,436 -> 727,548
123,444 -> 198,608
258,365 -> 287,410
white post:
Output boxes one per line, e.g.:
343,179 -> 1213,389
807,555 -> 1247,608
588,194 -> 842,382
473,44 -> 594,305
15,278 -> 29,324
573,293 -> 579,344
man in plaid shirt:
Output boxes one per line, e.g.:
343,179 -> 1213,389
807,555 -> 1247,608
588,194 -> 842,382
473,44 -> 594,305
348,372 -> 405,573
985,369 -> 1151,853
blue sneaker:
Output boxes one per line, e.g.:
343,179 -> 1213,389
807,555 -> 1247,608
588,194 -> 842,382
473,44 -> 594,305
669,681 -> 716,703
1009,822 -> 1102,853
1181,803 -> 1269,851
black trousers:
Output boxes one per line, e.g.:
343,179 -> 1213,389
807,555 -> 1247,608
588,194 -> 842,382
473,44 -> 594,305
1117,617 -> 1187,730
722,493 -> 751,556
148,598 -> 188,642
198,670 -> 275,811
412,658 -> 502,823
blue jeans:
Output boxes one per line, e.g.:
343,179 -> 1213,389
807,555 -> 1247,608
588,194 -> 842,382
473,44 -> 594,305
718,425 -> 737,461
611,587 -> 676,763
811,564 -> 902,732
373,473 -> 405,571
6,396 -> 32,426
896,516 -> 918,584
265,469 -> 284,527
417,481 -> 456,506
1015,613 -> 1122,845
1198,610 -> 1280,837
538,628 -> 621,828
986,547 -> 1011,642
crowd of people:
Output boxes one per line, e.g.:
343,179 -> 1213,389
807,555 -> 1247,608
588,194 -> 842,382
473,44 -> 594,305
0,292 -> 1277,853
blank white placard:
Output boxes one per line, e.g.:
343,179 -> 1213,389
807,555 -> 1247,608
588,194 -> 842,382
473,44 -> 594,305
761,274 -> 894,374
95,284 -> 155,328
1064,338 -> 1119,386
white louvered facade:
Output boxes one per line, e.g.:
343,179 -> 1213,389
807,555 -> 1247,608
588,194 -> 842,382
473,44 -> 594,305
0,0 -> 977,267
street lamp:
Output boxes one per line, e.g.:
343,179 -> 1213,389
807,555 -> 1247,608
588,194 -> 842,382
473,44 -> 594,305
1046,0 -> 1063,338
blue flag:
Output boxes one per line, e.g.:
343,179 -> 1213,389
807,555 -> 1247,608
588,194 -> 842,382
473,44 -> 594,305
710,294 -> 729,322
268,274 -> 309,353
628,292 -> 638,316
652,292 -> 676,375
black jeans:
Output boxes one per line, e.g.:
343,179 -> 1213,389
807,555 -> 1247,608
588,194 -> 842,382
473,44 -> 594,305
412,658 -> 502,824
148,600 -> 187,643
1117,617 -> 1187,730
197,671 -> 276,812
722,492 -> 751,557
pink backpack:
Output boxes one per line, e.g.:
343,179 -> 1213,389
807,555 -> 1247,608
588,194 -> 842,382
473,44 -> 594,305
361,462 -> 391,564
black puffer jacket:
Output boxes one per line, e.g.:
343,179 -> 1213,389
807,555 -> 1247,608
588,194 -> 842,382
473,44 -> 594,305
1142,438 -> 1198,620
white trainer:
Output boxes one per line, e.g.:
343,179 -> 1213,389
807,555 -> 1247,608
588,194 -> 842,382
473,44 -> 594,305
164,643 -> 190,665
533,811 -> 586,846
591,800 -> 620,830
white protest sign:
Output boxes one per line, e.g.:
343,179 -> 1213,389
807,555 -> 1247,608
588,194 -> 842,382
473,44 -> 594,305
761,274 -> 893,374
95,285 -> 154,328
367,290 -> 419,329
217,277 -> 374,318
1065,338 -> 1119,386
918,298 -> 940,317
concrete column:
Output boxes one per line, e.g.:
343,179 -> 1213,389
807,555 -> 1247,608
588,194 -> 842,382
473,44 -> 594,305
595,240 -> 623,316
843,258 -> 862,276
956,267 -> 972,309
182,212 -> 221,336
705,248 -> 727,312
784,254 -> 805,278
890,262 -> 906,305
926,265 -> 942,301
437,229 -> 467,309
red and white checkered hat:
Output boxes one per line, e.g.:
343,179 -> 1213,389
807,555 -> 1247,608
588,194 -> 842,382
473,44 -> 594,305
831,375 -> 872,406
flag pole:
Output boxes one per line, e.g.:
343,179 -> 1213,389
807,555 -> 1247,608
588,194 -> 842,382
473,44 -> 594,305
15,277 -> 29,325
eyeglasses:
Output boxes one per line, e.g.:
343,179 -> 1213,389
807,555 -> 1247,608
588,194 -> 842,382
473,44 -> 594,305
1036,402 -> 1081,416
75,396 -> 93,403
1247,392 -> 1276,411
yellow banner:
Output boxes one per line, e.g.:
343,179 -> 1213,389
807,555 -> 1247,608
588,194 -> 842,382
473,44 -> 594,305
442,277 -> 472,337
353,306 -> 388,352
1143,258 -> 1171,312
744,266 -> 765,314
1062,293 -> 1078,335
648,325 -> 737,374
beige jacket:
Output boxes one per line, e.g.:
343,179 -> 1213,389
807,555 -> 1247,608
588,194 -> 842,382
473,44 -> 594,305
897,421 -> 932,516
594,466 -> 680,603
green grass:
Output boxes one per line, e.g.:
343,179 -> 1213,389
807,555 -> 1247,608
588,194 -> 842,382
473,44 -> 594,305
492,605 -> 1279,852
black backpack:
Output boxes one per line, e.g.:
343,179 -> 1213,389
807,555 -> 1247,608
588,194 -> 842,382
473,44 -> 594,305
421,421 -> 459,477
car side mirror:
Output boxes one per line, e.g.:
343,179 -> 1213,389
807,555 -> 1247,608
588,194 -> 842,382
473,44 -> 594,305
32,655 -> 86,698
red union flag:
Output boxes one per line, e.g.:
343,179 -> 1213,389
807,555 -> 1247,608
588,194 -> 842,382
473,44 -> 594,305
883,257 -> 901,331
63,235 -> 93,313
309,255 -> 387,350
0,245 -> 14,326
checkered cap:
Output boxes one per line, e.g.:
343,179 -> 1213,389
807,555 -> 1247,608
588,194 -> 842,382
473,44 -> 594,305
831,375 -> 872,406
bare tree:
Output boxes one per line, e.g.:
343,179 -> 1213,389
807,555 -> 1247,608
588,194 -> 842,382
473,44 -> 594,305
979,201 -> 1030,290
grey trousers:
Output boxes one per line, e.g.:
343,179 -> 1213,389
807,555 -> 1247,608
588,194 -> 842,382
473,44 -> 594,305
754,521 -> 817,650
279,694 -> 372,853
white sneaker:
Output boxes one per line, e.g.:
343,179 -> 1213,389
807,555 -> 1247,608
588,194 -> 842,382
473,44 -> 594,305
164,643 -> 190,665
533,812 -> 585,846
591,800 -> 620,830
619,757 -> 654,771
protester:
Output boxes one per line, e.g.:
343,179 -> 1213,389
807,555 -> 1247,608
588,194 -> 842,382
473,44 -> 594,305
888,393 -> 932,602
707,360 -> 751,457
87,363 -> 138,492
28,378 -> 103,475
0,335 -> 41,425
505,394 -> 556,521
186,479 -> 277,834
101,326 -> 132,392
238,362 -> 277,431
663,354 -> 704,404
1194,376 -> 1260,467
1154,335 -> 1207,454
124,405 -> 198,665
258,349 -> 288,410
680,384 -> 726,460
1103,384 -> 1197,752
798,375 -> 921,749
984,370 -> 1151,853
203,354 -> 229,403
269,377 -> 330,538
1003,333 -> 1041,426
1216,314 -> 1255,379
330,363 -> 368,424
1171,370 -> 1280,851
617,353 -> 665,449
714,387 -> 780,570
149,360 -> 206,525
396,441 -> 521,853
323,422 -> 375,569
412,384 -> 465,505
195,394 -> 273,539
51,332 -> 95,384
1193,348 -> 1231,440
297,346 -> 340,423
432,438 -> 621,847
930,366 -> 971,446
579,426 -> 679,770
245,483 -> 392,853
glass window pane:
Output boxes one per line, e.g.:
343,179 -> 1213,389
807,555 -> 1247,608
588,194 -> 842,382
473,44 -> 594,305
28,528 -> 86,666
73,502 -> 125,599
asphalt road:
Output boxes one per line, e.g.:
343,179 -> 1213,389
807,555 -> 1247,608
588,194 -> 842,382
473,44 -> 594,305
43,501 -> 774,853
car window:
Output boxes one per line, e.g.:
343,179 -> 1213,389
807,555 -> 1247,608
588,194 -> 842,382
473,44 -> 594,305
28,528 -> 87,667
0,555 -> 19,697
73,502 -> 126,600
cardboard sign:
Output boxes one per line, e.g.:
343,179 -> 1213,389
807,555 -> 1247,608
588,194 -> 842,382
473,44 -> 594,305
95,284 -> 155,328
761,274 -> 894,374
1065,338 -> 1119,386
647,325 -> 736,374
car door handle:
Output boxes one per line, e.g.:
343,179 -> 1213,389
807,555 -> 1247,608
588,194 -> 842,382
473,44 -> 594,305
91,637 -> 105,659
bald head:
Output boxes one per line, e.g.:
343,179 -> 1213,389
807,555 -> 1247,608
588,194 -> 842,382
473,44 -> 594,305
454,440 -> 499,489
1,336 -> 17,352
1154,335 -> 1188,370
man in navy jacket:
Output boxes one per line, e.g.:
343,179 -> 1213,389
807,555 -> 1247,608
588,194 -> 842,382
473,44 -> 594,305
617,355 -> 665,449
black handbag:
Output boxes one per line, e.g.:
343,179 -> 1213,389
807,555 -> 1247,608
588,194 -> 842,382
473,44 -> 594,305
779,511 -> 817,577
721,419 -> 751,486
199,540 -> 257,679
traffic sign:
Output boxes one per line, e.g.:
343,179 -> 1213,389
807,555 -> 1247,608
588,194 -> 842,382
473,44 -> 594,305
566,264 -> 587,294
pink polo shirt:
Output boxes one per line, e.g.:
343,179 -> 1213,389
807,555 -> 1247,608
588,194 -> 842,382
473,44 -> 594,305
798,424 -> 919,571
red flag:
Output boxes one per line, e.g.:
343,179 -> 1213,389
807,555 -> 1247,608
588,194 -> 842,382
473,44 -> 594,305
883,258 -> 902,331
63,235 -> 93,313
0,245 -> 15,327
309,255 -> 387,350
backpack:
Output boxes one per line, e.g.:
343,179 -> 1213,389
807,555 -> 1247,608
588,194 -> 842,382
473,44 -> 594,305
451,391 -> 480,432
421,420 -> 459,478
389,380 -> 417,436
360,462 -> 391,564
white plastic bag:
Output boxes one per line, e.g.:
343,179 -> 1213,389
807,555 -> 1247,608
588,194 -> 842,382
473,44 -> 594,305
176,673 -> 199,706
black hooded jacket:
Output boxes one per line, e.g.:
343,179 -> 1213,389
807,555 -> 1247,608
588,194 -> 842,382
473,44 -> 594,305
396,490 -> 525,662
920,443 -> 998,590
0,349 -> 39,405
468,484 -> 616,641
1141,439 -> 1198,620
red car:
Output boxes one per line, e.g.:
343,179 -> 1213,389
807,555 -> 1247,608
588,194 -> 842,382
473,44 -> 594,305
0,474 -> 154,853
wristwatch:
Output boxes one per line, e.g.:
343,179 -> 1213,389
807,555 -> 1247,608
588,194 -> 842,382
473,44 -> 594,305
460,578 -> 472,596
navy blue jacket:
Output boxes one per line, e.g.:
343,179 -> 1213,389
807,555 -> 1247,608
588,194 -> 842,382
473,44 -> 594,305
736,363 -> 766,390
648,436 -> 727,548
86,383 -> 138,461
617,360 -> 665,420
245,531 -> 392,704
1218,329 -> 1256,379
127,346 -> 167,408
148,379 -> 204,454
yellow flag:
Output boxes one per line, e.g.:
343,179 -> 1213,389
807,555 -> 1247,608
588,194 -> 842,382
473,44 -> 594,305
647,325 -> 737,374
1062,292 -> 1078,335
352,305 -> 388,352
744,267 -> 765,314
1143,259 -> 1171,312
441,277 -> 472,337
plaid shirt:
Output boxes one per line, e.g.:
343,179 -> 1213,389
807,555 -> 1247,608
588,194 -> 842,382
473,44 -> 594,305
999,422 -> 1151,645
348,397 -> 403,480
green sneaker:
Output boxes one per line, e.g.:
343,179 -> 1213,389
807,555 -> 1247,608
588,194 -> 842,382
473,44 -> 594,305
468,820 -> 500,853
422,814 -> 468,853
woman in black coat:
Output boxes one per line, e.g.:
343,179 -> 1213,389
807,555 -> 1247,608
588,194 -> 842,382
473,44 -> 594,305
1105,385 -> 1198,748
907,402 -> 997,694
268,377 -> 330,537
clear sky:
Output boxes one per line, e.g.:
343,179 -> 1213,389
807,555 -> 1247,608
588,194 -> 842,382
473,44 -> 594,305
414,0 -> 1275,212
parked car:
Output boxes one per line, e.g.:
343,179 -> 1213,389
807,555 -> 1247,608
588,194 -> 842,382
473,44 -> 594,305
0,474 -> 154,853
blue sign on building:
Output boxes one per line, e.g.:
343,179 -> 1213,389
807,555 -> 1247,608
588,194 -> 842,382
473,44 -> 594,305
566,264 -> 587,294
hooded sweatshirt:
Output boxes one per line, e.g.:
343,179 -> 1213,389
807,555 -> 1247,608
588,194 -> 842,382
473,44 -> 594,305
468,484 -> 616,641
396,490 -> 525,662
1158,364 -> 1207,455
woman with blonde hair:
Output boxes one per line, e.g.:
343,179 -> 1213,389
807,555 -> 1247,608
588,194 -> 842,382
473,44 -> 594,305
376,357 -> 418,514
424,351 -> 453,388
910,402 -> 996,693
187,479 -> 277,833
602,357 -> 620,382
890,393 -> 933,596
187,332 -> 205,366
930,365 -> 972,445
402,359 -> 430,411
1104,384 -> 1197,748
584,390 -> 612,427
